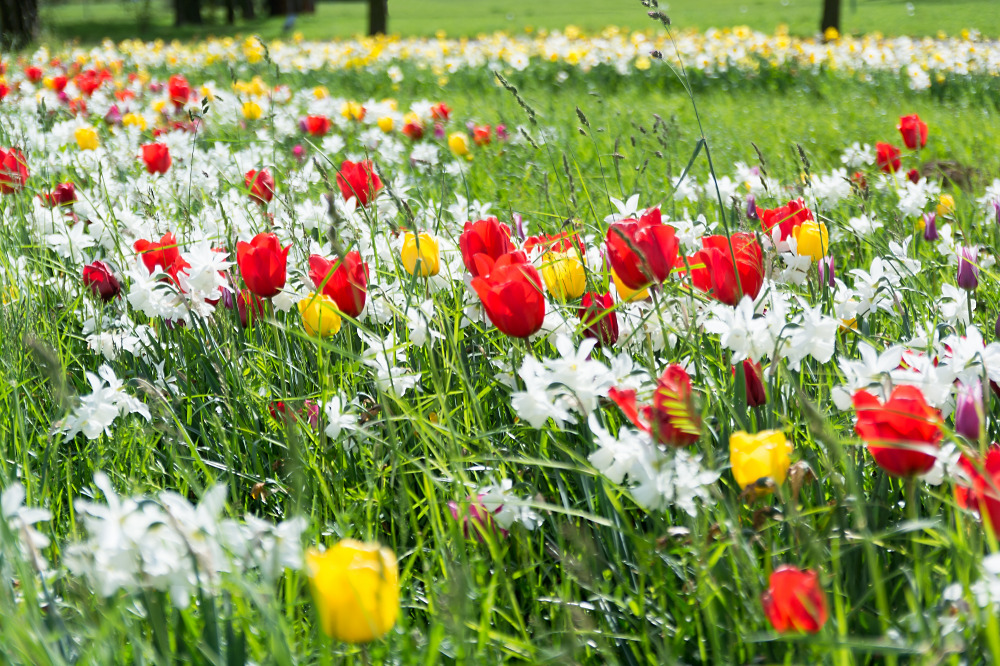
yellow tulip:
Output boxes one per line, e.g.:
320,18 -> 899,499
729,430 -> 792,494
307,541 -> 399,643
612,268 -> 649,302
377,116 -> 394,133
792,220 -> 829,261
937,193 -> 955,217
122,113 -> 147,131
540,250 -> 586,301
242,101 -> 263,120
401,232 -> 440,277
75,125 -> 99,151
448,132 -> 470,157
312,86 -> 329,99
298,292 -> 342,337
341,100 -> 365,121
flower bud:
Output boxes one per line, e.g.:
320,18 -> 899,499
922,212 -> 938,241
818,256 -> 835,288
955,381 -> 983,441
957,246 -> 979,291
746,194 -> 758,221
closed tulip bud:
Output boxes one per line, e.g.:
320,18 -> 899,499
817,256 -> 835,288
923,212 -> 938,241
540,249 -> 586,301
746,194 -> 758,221
996,312 -> 1000,340
298,292 -> 342,337
377,116 -> 394,133
448,497 -> 507,541
579,291 -> 619,347
140,142 -> 171,175
729,430 -> 792,494
448,132 -> 470,157
74,125 -> 99,151
306,540 -> 399,643
958,246 -> 979,290
336,159 -> 383,207
739,359 -> 766,407
0,147 -> 29,194
897,113 -> 928,150
612,268 -> 650,302
792,220 -> 829,261
606,207 -> 679,290
236,233 -> 290,298
308,252 -> 369,318
459,217 -> 515,278
82,261 -> 120,302
955,381 -> 983,441
993,201 -> 1000,226
245,168 -> 275,205
762,565 -> 828,634
401,232 -> 440,277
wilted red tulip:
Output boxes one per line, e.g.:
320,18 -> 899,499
957,447 -> 1000,535
609,365 -> 701,447
605,207 -> 679,290
757,198 -> 813,241
302,115 -> 331,137
579,291 -> 619,347
141,143 -> 171,174
853,385 -> 941,477
245,168 -> 275,205
134,232 -> 182,274
308,252 -> 369,318
459,217 -> 515,278
236,233 -> 290,298
875,142 -> 901,173
336,160 -> 383,207
167,74 -> 190,108
687,232 -> 763,306
82,261 -> 121,302
470,252 -> 545,339
762,565 -> 828,634
0,147 -> 29,194
43,182 -> 76,207
898,113 -> 928,150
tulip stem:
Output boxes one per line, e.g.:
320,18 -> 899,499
904,476 -> 928,612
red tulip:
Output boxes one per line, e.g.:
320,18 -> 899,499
167,74 -> 190,108
25,66 -> 43,83
141,143 -> 171,174
472,125 -> 491,146
134,232 -> 182,274
51,75 -> 68,93
524,231 -> 585,257
853,385 -> 942,477
236,289 -> 268,328
608,365 -> 701,447
757,198 -> 813,241
430,102 -> 451,121
762,565 -> 828,634
579,291 -> 619,347
308,252 -> 369,318
82,261 -> 121,302
245,168 -> 275,205
43,182 -> 76,207
605,208 -> 679,290
738,359 -> 766,408
956,447 -> 1000,535
897,114 -> 928,150
687,232 -> 763,306
236,233 -> 290,298
0,82 -> 9,101
303,114 -> 331,137
459,217 -> 515,278
0,147 -> 28,194
470,252 -> 545,339
906,168 -> 920,184
875,142 -> 901,173
336,159 -> 383,207
402,121 -> 424,140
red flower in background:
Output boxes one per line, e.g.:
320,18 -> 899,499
459,217 -> 515,278
0,82 -> 9,100
0,147 -> 28,194
430,102 -> 451,121
402,120 -> 424,140
82,261 -> 121,302
236,233 -> 290,298
336,160 -> 383,207
898,113 -> 928,149
308,252 -> 369,318
876,142 -> 901,173
687,232 -> 763,306
957,447 -> 1000,535
579,291 -> 618,347
245,168 -> 275,205
303,115 -> 331,137
43,182 -> 76,207
141,143 -> 171,174
757,198 -> 813,241
738,359 -> 767,408
168,74 -> 191,108
853,385 -> 942,477
134,232 -> 182,274
51,75 -> 68,93
524,231 -> 585,257
470,252 -> 545,339
609,365 -> 701,447
762,565 -> 828,634
25,66 -> 43,83
606,208 -> 679,290
472,125 -> 491,146
236,289 -> 268,328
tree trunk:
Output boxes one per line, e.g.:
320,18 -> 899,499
175,0 -> 203,25
226,0 -> 235,24
821,0 -> 840,34
240,0 -> 254,20
368,0 -> 387,36
0,0 -> 40,48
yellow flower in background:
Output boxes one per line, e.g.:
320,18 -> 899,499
313,86 -> 329,99
298,292 -> 342,337
242,101 -> 263,120
448,132 -> 470,158
824,26 -> 840,41
122,113 -> 147,131
306,540 -> 399,643
377,116 -> 394,133
937,193 -> 955,217
243,36 -> 265,64
74,125 -> 99,150
540,250 -> 586,301
729,430 -> 792,493
42,76 -> 56,90
341,100 -> 365,121
793,220 -> 829,261
152,99 -> 167,114
612,268 -> 649,302
401,232 -> 440,277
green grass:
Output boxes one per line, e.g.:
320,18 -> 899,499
37,0 -> 1000,45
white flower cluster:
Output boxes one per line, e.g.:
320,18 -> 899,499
53,366 -> 151,440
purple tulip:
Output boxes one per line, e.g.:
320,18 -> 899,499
433,122 -> 445,140
104,104 -> 122,126
746,194 -> 758,221
995,312 -> 1000,340
955,380 -> 983,441
818,256 -> 835,288
512,212 -> 526,241
992,200 -> 1000,225
957,246 -> 979,291
448,496 -> 507,542
923,212 -> 937,241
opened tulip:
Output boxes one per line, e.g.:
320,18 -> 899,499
757,198 -> 813,241
459,217 -> 515,278
0,147 -> 28,194
141,143 -> 171,174
75,125 -> 99,151
298,292 -> 342,337
341,100 -> 366,121
792,220 -> 829,261
245,168 -> 275,205
729,430 -> 792,493
401,232 -> 440,277
236,233 -> 290,298
898,113 -> 928,150
762,565 -> 828,634
302,114 -> 331,137
167,74 -> 190,107
82,261 -> 120,302
308,252 -> 369,318
687,232 -> 764,306
134,232 -> 182,274
579,291 -> 619,347
242,101 -> 263,120
336,160 -> 383,207
306,540 -> 399,643
471,252 -> 545,339
43,182 -> 76,207
540,249 -> 586,301
430,102 -> 451,121
876,142 -> 901,173
853,385 -> 941,477
605,208 -> 679,290
609,365 -> 701,447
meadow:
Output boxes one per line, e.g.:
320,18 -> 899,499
1,10 -> 1000,666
